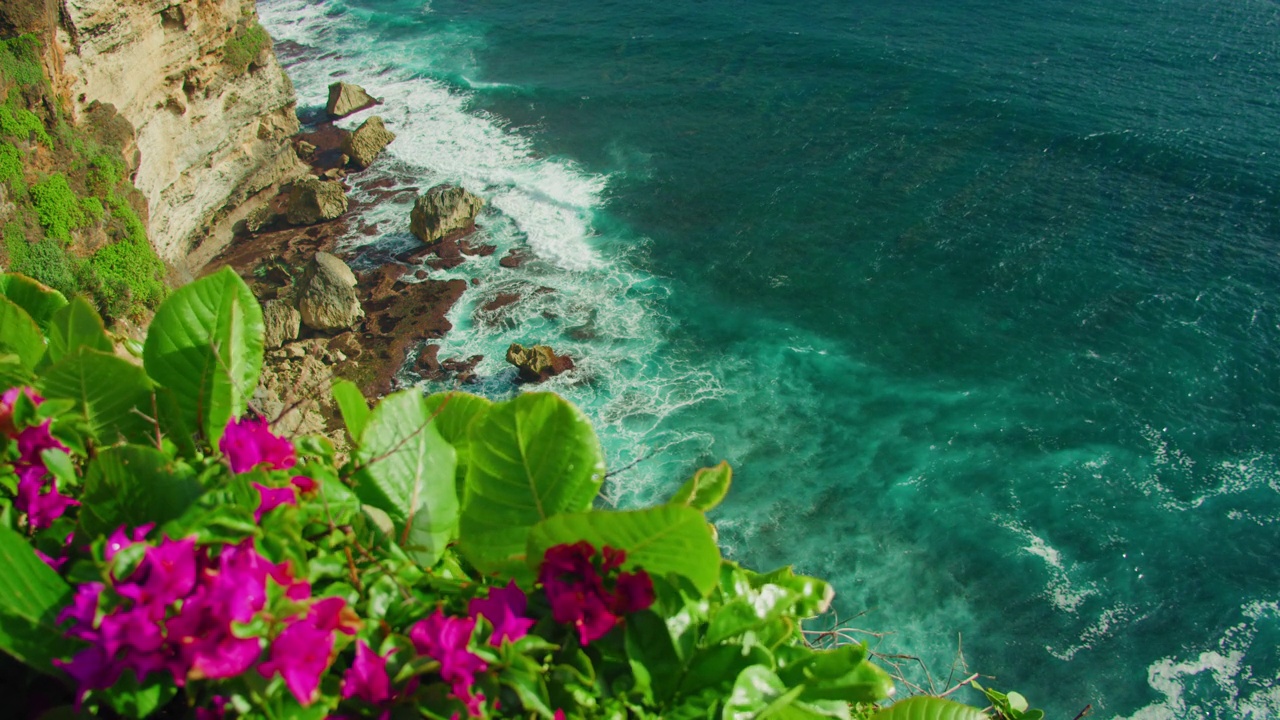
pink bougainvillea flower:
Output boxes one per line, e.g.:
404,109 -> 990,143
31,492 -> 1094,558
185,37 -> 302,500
539,542 -> 656,646
204,540 -> 276,623
252,482 -> 298,521
341,640 -> 395,706
115,537 -> 199,610
409,609 -> 488,717
16,466 -> 79,532
258,615 -> 336,706
53,644 -> 123,705
220,417 -> 296,474
306,596 -> 361,636
105,524 -> 155,561
15,420 -> 68,466
290,475 -> 319,495
57,582 -> 104,641
468,580 -> 536,647
612,571 -> 656,615
0,385 -> 41,435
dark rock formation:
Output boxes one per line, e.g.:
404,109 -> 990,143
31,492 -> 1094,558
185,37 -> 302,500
410,185 -> 484,244
262,299 -> 301,348
506,343 -> 574,383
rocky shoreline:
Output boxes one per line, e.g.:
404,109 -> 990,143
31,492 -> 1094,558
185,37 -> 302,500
203,80 -> 575,447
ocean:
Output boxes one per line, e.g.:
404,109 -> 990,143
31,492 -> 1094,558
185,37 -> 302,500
256,0 -> 1280,716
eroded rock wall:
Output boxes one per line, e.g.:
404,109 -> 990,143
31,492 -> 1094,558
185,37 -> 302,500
56,0 -> 305,272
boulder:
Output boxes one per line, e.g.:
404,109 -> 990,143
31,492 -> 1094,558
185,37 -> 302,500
341,116 -> 395,170
244,205 -> 278,233
505,343 -> 574,383
295,140 -> 317,160
286,177 -> 348,225
325,82 -> 377,119
262,299 -> 301,349
298,252 -> 364,332
410,185 -> 484,244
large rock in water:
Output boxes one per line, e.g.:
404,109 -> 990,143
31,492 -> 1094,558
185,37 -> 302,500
298,252 -> 364,332
410,185 -> 484,244
286,177 -> 348,225
505,343 -> 574,383
342,116 -> 395,170
326,82 -> 377,119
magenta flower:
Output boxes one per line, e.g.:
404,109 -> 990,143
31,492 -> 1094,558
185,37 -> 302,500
57,582 -> 104,641
468,580 -> 535,646
115,537 -> 199,610
105,524 -> 154,561
16,465 -> 78,531
252,482 -> 298,521
538,542 -> 655,646
342,640 -> 395,706
220,417 -> 296,473
258,616 -> 336,706
291,475 -> 319,495
53,644 -> 123,705
409,609 -> 488,717
0,385 -> 41,435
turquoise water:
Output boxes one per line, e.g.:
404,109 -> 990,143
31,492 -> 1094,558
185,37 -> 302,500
258,0 -> 1280,716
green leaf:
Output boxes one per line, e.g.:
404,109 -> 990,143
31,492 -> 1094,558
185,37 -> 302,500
77,445 -> 202,539
354,389 -> 458,568
331,379 -> 370,442
37,348 -> 156,445
142,267 -> 264,444
677,644 -> 773,698
746,566 -> 835,618
0,525 -> 76,674
0,353 -> 32,388
624,610 -> 682,704
870,698 -> 990,720
527,505 -> 721,595
424,391 -> 492,492
0,273 -> 67,330
780,644 -> 894,704
459,392 -> 605,574
45,296 -> 112,365
723,666 -> 813,719
0,296 -> 45,370
101,670 -> 178,719
669,461 -> 732,511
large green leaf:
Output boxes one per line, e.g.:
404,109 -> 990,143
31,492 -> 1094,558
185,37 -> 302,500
142,267 -> 263,444
331,379 -> 371,443
779,644 -> 895,704
724,665 -> 850,720
0,525 -> 76,674
526,504 -> 721,594
44,296 -> 112,365
669,461 -> 732,511
37,347 -> 156,445
0,296 -> 44,370
77,445 -> 203,539
425,391 -> 492,491
354,389 -> 458,568
459,392 -> 605,574
870,697 -> 990,720
0,273 -> 67,330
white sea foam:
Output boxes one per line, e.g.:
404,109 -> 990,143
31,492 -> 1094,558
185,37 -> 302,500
1116,601 -> 1280,720
998,519 -> 1098,614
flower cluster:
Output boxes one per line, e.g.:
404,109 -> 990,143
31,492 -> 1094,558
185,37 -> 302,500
538,542 -> 656,646
220,415 -> 321,520
1,386 -> 77,531
55,529 -> 358,707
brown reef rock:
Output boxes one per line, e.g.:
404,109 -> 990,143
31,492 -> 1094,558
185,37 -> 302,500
505,343 -> 574,383
410,185 -> 484,244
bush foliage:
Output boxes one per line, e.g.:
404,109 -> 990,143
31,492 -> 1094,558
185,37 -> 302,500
222,23 -> 271,75
0,269 -> 1039,719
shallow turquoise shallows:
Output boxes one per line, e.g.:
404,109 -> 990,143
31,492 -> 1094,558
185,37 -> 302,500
258,0 -> 1280,716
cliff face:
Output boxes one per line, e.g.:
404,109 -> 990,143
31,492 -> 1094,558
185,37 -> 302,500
55,0 -> 304,271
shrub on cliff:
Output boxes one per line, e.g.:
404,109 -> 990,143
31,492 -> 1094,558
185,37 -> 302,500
0,268 -> 1038,719
221,22 -> 271,75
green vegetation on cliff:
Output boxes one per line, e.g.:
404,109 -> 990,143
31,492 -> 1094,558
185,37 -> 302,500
0,33 -> 165,320
221,21 -> 271,75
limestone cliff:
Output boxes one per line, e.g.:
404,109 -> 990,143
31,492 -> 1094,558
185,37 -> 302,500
54,0 -> 305,272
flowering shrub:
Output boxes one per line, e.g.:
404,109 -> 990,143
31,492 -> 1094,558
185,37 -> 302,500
0,269 -> 1032,720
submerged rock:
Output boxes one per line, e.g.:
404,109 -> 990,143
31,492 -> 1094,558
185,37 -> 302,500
342,116 -> 395,170
410,185 -> 484,244
298,252 -> 363,332
325,81 -> 377,119
286,177 -> 348,225
505,343 -> 574,383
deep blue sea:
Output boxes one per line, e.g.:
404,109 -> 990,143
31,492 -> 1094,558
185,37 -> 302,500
257,0 -> 1280,716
